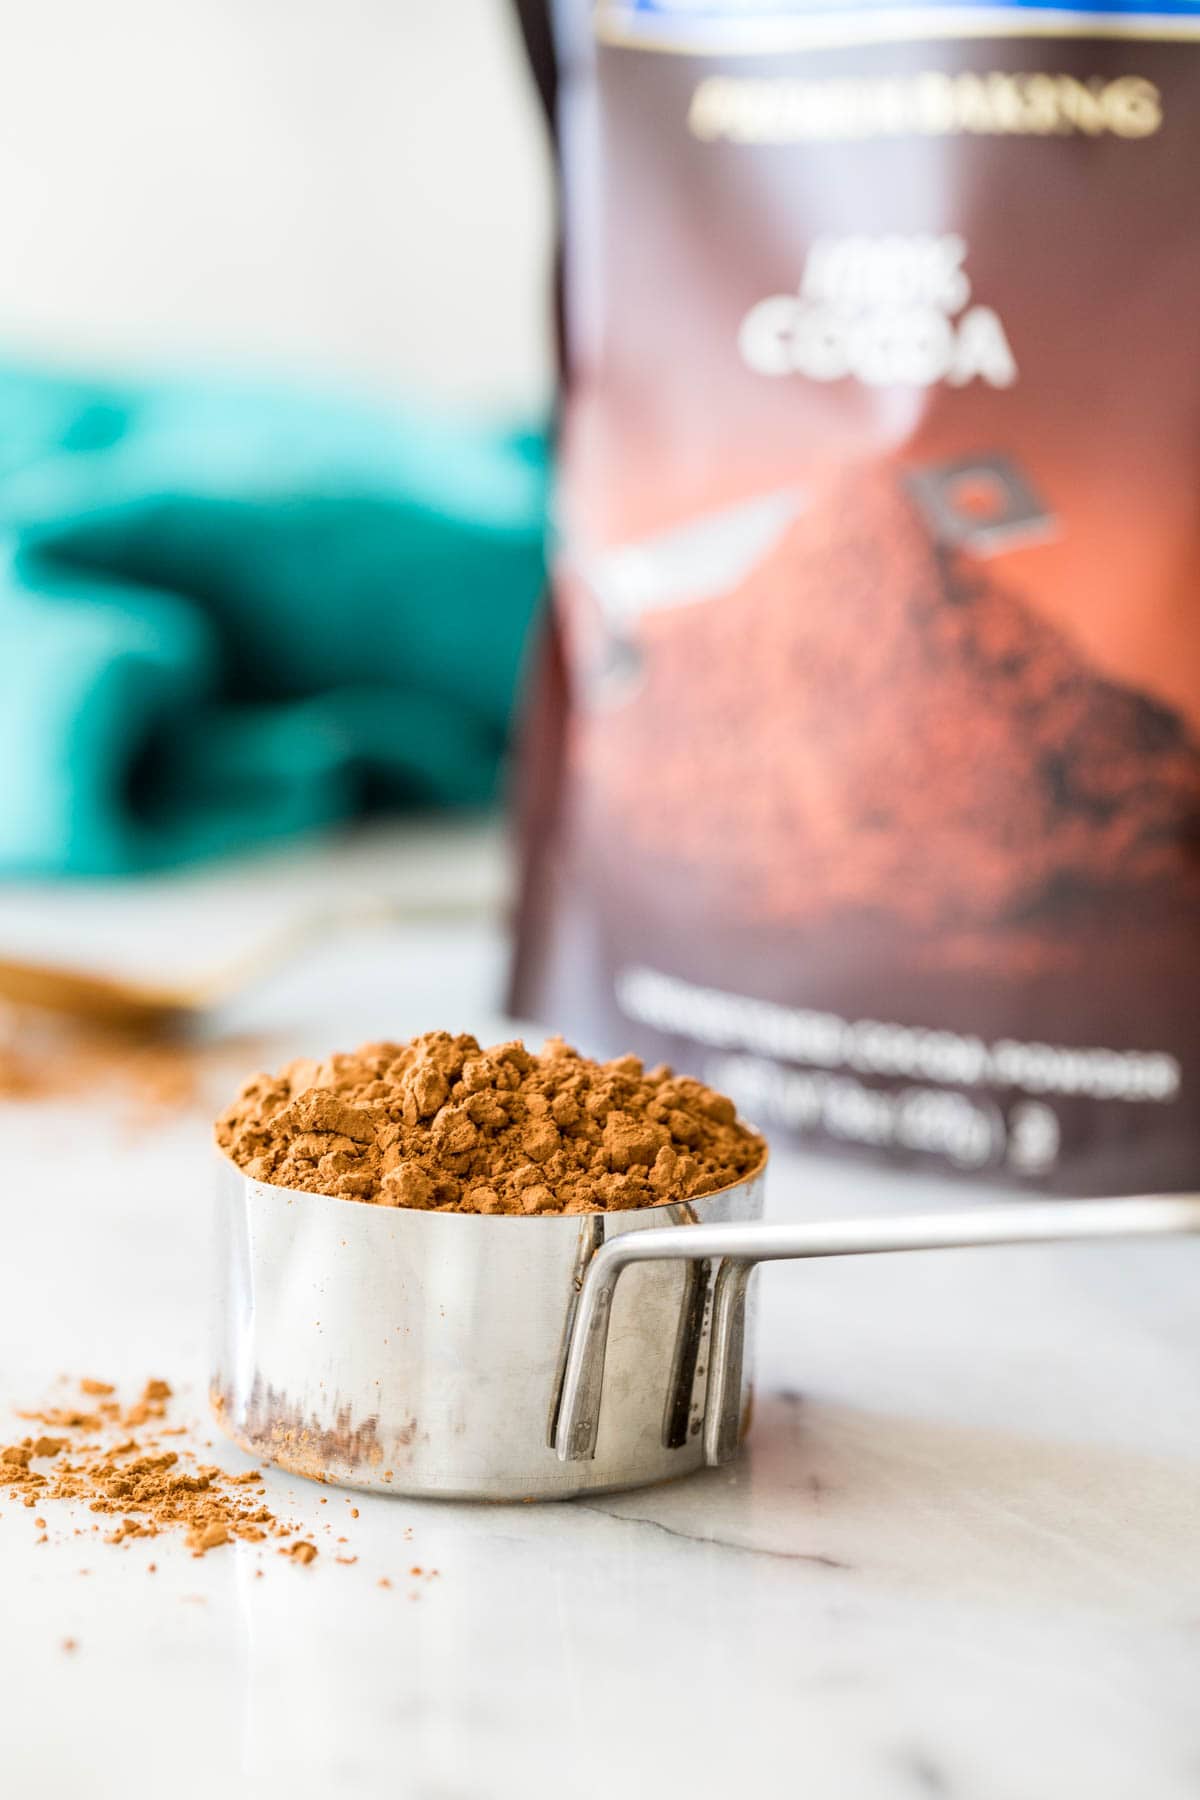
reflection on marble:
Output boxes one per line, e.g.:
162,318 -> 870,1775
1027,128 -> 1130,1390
1,828 -> 1198,1799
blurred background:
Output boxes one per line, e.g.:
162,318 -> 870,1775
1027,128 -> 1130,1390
0,2 -> 557,1079
0,1 -> 551,409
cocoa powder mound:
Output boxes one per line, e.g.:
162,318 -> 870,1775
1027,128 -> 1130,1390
215,1032 -> 765,1214
581,468 -> 1200,935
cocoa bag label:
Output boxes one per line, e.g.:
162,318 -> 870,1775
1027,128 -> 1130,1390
738,233 -> 1019,388
509,0 -> 1200,1193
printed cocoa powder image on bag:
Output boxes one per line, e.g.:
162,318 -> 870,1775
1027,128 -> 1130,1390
509,0 -> 1200,1193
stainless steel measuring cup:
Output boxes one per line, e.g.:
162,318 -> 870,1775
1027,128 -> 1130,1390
211,1148 -> 1200,1501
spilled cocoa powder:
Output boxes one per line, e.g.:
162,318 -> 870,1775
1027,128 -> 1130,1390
216,1032 -> 765,1213
0,1003 -> 268,1122
2,1377 -> 317,1561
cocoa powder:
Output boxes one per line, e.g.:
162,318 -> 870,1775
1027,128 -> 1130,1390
216,1032 -> 765,1213
2,1377 -> 317,1560
0,1003 -> 269,1121
583,470 -> 1200,937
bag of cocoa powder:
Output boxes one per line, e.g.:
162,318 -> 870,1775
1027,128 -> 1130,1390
509,0 -> 1200,1194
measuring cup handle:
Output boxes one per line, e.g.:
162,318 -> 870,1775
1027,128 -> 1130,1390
553,1192 -> 1200,1467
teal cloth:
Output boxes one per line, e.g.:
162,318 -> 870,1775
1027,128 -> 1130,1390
0,364 -> 549,875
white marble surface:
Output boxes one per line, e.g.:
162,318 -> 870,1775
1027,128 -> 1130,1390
2,824 -> 1199,1800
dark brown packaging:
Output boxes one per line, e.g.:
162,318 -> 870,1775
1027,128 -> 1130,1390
510,1 -> 1200,1193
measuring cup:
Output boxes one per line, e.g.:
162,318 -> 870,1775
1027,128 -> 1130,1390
211,1148 -> 1200,1501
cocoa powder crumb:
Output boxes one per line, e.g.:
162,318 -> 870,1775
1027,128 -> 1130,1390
19,1408 -> 101,1431
216,1032 -> 764,1215
2,1382 -> 303,1560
